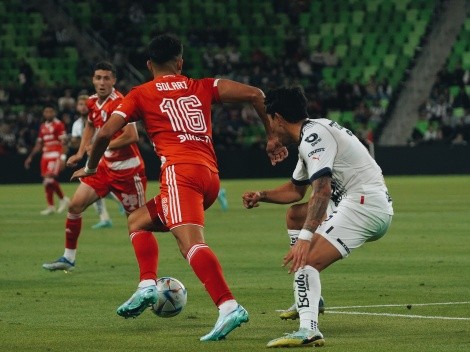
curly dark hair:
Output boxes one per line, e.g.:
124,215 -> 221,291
148,33 -> 183,65
265,86 -> 309,123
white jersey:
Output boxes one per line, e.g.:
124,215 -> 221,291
292,118 -> 393,215
71,117 -> 85,138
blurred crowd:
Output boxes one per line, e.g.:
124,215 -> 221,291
408,63 -> 470,146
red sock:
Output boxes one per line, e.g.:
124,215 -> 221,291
130,231 -> 158,281
44,183 -> 54,206
65,213 -> 82,249
52,179 -> 64,199
186,243 -> 234,306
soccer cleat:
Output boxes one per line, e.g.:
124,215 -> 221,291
40,206 -> 55,215
57,196 -> 70,213
200,305 -> 249,341
91,219 -> 112,229
116,285 -> 158,318
42,256 -> 75,271
217,188 -> 228,211
279,296 -> 326,320
266,328 -> 325,348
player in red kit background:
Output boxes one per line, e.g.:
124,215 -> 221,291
24,104 -> 70,215
73,35 -> 287,341
42,61 -> 147,272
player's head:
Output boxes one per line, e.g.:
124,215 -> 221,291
76,94 -> 89,116
42,104 -> 56,121
92,61 -> 116,100
265,87 -> 309,124
147,34 -> 183,75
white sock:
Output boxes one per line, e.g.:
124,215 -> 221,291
63,248 -> 76,263
94,198 -> 110,221
138,279 -> 156,288
218,299 -> 238,315
294,265 -> 321,331
288,229 -> 300,247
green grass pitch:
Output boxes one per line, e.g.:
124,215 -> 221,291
0,176 -> 469,351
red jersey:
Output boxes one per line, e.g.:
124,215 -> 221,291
87,89 -> 144,173
38,118 -> 66,155
114,75 -> 220,173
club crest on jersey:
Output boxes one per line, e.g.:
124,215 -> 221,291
101,110 -> 108,122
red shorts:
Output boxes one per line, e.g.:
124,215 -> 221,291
81,164 -> 147,213
41,152 -> 61,177
146,164 -> 220,231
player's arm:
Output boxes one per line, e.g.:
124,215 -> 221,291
284,175 -> 332,273
242,181 -> 308,209
66,120 -> 95,167
107,122 -> 138,150
24,139 -> 42,169
217,79 -> 288,165
70,114 -> 126,180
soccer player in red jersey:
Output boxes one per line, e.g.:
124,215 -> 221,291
24,104 -> 70,215
42,61 -> 147,272
73,35 -> 287,341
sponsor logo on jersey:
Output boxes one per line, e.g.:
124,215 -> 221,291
295,273 -> 310,308
307,148 -> 325,159
305,133 -> 318,143
177,133 -> 211,143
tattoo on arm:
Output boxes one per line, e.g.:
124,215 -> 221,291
304,176 -> 331,233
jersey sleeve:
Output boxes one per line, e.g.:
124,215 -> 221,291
299,124 -> 337,182
113,88 -> 140,122
291,156 -> 310,186
201,78 -> 221,103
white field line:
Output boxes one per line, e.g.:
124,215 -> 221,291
326,310 -> 470,321
325,302 -> 470,321
327,301 -> 470,309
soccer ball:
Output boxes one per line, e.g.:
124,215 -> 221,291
151,277 -> 187,318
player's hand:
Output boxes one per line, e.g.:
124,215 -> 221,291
283,239 -> 311,274
70,167 -> 94,181
242,191 -> 261,209
266,138 -> 288,166
66,154 -> 82,168
24,158 -> 31,169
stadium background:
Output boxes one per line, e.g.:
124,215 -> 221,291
0,0 -> 469,183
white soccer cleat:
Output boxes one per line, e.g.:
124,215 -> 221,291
40,206 -> 55,215
57,196 -> 70,213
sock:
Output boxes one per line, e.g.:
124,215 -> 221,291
186,243 -> 234,306
51,179 -> 64,199
130,231 -> 158,281
138,279 -> 156,288
63,248 -> 76,263
65,212 -> 82,250
295,265 -> 321,332
93,198 -> 110,221
288,229 -> 300,247
218,299 -> 238,315
44,182 -> 54,206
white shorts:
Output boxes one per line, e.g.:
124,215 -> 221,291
316,202 -> 392,258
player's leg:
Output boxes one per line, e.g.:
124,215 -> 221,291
217,187 -> 228,211
41,177 -> 56,215
279,203 -> 325,320
42,182 -> 100,271
116,203 -> 159,318
267,235 -> 339,348
47,156 -> 69,213
91,198 -> 112,229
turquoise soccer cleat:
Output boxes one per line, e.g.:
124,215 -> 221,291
91,219 -> 112,229
266,328 -> 325,348
200,305 -> 249,341
42,256 -> 75,271
116,285 -> 158,318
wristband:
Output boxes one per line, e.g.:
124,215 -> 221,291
84,162 -> 97,175
298,229 -> 313,241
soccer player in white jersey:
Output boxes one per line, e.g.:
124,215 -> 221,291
258,87 -> 394,348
